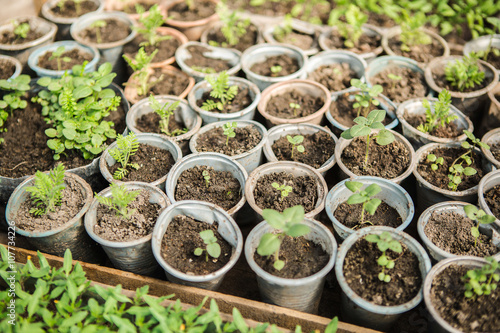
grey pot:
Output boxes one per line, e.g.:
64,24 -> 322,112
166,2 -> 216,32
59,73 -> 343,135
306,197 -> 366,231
0,55 -> 22,81
244,218 -> 337,314
200,19 -> 264,52
187,76 -> 261,124
325,176 -> 415,240
262,19 -> 320,56
189,120 -> 267,174
152,200 -> 243,290
463,34 -> 500,75
481,127 -> 500,168
478,169 -> 500,231
263,123 -> 338,176
335,226 -> 432,331
481,82 -> 500,134
240,43 -> 308,91
84,182 -> 170,275
99,133 -> 183,191
175,41 -> 242,83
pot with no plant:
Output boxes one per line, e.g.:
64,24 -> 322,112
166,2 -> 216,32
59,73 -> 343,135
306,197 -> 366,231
163,0 -> 219,41
326,176 -> 415,240
189,120 -> 268,174
99,132 -> 182,191
152,200 -> 243,290
0,55 -> 22,81
479,169 -> 500,231
126,95 -> 202,155
244,205 -> 337,313
423,256 -> 500,333
335,226 -> 431,331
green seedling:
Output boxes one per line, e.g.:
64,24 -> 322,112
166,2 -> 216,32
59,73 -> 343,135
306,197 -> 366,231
274,14 -> 294,42
336,5 -> 368,48
480,17 -> 500,62
202,170 -> 210,188
462,256 -> 499,299
123,47 -> 161,97
25,164 -> 66,216
257,205 -> 310,270
191,66 -> 216,74
90,20 -> 107,44
211,2 -> 250,47
417,89 -> 457,134
194,230 -> 221,262
58,0 -> 84,16
426,153 -> 444,171
201,71 -> 238,111
95,183 -> 140,219
148,95 -> 186,137
222,121 -> 237,146
345,181 -> 382,229
387,73 -> 402,90
350,78 -> 383,118
286,135 -> 305,158
49,46 -> 72,71
289,102 -> 301,117
12,20 -> 30,39
445,54 -> 485,92
270,65 -> 283,76
133,4 -> 171,48
289,0 -> 328,24
365,231 -> 402,282
272,182 -> 293,201
109,133 -> 140,180
0,74 -> 30,137
464,205 -> 496,247
399,10 -> 432,52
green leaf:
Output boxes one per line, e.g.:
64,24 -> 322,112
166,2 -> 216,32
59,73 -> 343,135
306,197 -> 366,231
62,128 -> 76,140
73,86 -> 92,100
262,209 -> 286,230
63,249 -> 72,275
365,234 -> 380,243
287,224 -> 310,237
232,308 -> 249,333
365,198 -> 381,215
281,205 -> 304,224
375,130 -> 395,146
471,226 -> 480,238
368,109 -> 386,123
347,193 -> 367,205
364,184 -> 381,197
464,167 -> 477,176
194,248 -> 203,256
377,255 -> 389,266
274,260 -> 285,271
345,181 -> 363,193
257,233 -> 280,256
350,124 -> 371,137
207,243 -> 221,258
37,77 -> 51,86
388,240 -> 402,253
45,128 -> 58,138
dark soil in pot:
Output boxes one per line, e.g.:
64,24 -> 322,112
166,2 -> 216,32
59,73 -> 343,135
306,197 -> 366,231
370,67 -> 428,103
136,111 -> 186,136
196,87 -> 252,114
430,264 -> 500,332
207,23 -> 259,52
94,189 -> 161,241
195,125 -> 262,156
79,19 -> 131,44
184,45 -> 231,73
271,131 -> 335,169
37,48 -> 94,71
266,91 -> 324,119
0,59 -> 16,80
175,165 -> 242,211
404,112 -> 461,138
0,20 -> 44,44
123,35 -> 181,63
330,93 -> 393,127
481,48 -> 500,69
388,36 -> 444,63
274,30 -> 317,51
334,201 -> 403,229
49,0 -> 98,18
254,234 -> 329,278
147,68 -> 191,97
323,30 -> 381,55
108,143 -> 175,182
341,135 -> 411,178
416,147 -> 484,191
343,237 -> 422,306
253,171 -> 318,213
249,55 -> 300,77
424,211 -> 499,257
123,2 -> 154,13
431,64 -> 493,94
484,185 -> 500,220
15,175 -> 85,232
491,142 -> 500,163
308,63 -> 357,92
168,0 -> 216,22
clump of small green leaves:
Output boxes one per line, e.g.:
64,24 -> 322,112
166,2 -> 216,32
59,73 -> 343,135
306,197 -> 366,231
95,183 -> 140,219
464,205 -> 496,247
222,121 -> 237,146
387,73 -> 402,90
123,47 -> 161,97
25,164 -> 66,216
194,230 -> 221,262
462,256 -> 499,299
12,20 -> 30,39
133,4 -> 171,48
365,231 -> 402,283
210,3 -> 250,47
286,135 -> 305,158
445,54 -> 485,92
417,89 -> 457,134
345,181 -> 382,229
109,133 -> 140,180
90,20 -> 107,44
49,46 -> 72,71
289,102 -> 301,117
399,10 -> 432,52
0,74 -> 30,140
350,78 -> 383,118
341,109 -> 395,169
202,170 -> 210,188
148,95 -> 187,137
201,71 -> 238,112
257,205 -> 310,270
274,14 -> 294,42
335,5 -> 368,48
272,182 -> 293,201
426,153 -> 444,171
270,65 -> 283,76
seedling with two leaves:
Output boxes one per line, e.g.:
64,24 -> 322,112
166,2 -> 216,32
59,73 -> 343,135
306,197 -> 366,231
272,182 -> 293,202
350,79 -> 383,118
387,73 -> 402,90
194,230 -> 221,262
289,102 -> 301,117
109,133 -> 140,180
426,154 -> 444,171
270,65 -> 283,76
398,10 -> 432,52
223,122 -> 237,146
26,164 -> 66,216
201,71 -> 239,112
365,231 -> 402,282
417,89 -> 457,134
462,256 -> 499,299
96,183 -> 140,219
123,47 -> 162,97
49,46 -> 72,71
90,20 -> 107,44
345,181 -> 382,229
286,135 -> 304,158
464,205 -> 496,247
133,4 -> 171,48
202,170 -> 210,188
148,95 -> 187,137
445,54 -> 485,92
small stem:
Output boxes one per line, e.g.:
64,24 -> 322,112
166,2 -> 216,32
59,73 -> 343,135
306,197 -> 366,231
360,203 -> 365,225
96,27 -> 102,44
364,134 -> 370,169
291,145 -> 295,158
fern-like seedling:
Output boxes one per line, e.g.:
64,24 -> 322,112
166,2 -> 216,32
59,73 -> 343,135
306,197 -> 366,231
148,95 -> 186,137
417,89 -> 457,134
201,71 -> 239,112
464,205 -> 496,247
222,122 -> 237,146
26,164 -> 66,216
194,230 -> 221,262
109,133 -> 140,180
445,54 -> 485,92
95,183 -> 140,219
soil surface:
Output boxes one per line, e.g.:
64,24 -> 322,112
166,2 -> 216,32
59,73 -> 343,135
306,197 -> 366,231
195,125 -> 262,156
491,142 -> 500,163
431,62 -> 493,94
135,110 -> 187,137
79,19 -> 131,44
334,201 -> 403,229
323,29 -> 381,55
123,2 -> 154,13
341,135 -> 411,179
343,237 -> 422,306
388,35 -> 445,63
404,112 -> 461,139
207,23 -> 259,52
37,48 -> 93,71
483,185 -> 500,220
16,176 -> 85,232
94,189 -> 161,242
416,147 -> 484,191
0,20 -> 44,45
271,131 -> 335,169
253,172 -> 318,213
370,66 -> 428,103
123,34 -> 180,64
249,55 -> 300,77
329,92 -> 394,127
108,143 -> 175,183
0,59 -> 16,80
196,87 -> 252,114
265,90 -> 324,119
49,0 -> 98,17
308,63 -> 358,92
148,68 -> 191,97
175,165 -> 242,211
184,45 -> 232,73
430,264 -> 500,332
254,234 -> 329,278
274,30 -> 316,51
160,215 -> 233,275
168,0 -> 216,22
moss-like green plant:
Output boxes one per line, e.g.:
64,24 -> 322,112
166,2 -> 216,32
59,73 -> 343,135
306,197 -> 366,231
445,54 -> 485,92
200,71 -> 238,111
417,89 -> 457,134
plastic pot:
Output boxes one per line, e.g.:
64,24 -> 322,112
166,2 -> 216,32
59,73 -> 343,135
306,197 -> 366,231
335,226 -> 432,331
200,19 -> 263,52
481,128 -> 500,168
125,95 -> 202,156
240,43 -> 308,91
262,19 -> 319,56
325,176 -> 415,240
189,120 -> 267,174
188,76 -> 261,124
481,82 -> 500,134
152,200 -> 243,290
84,181 -> 170,275
463,34 -> 500,75
478,169 -> 500,231
244,218 -> 337,314
257,79 -> 331,127
417,201 -> 500,262
163,0 -> 219,41
0,55 -> 22,81
99,133 -> 183,190
27,41 -> 100,78
263,123 -> 338,176
104,0 -> 159,21
175,41 -> 242,83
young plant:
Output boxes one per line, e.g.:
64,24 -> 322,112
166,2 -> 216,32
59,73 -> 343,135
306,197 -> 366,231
12,20 -> 30,39
350,78 -> 383,118
211,3 -> 250,47
200,71 -> 238,112
462,256 -> 499,299
399,10 -> 432,52
274,14 -> 294,42
480,17 -> 500,62
445,54 -> 485,92
272,182 -> 293,201
270,65 -> 283,76
345,181 -> 382,228
148,95 -> 186,137
0,74 -> 30,138
387,73 -> 402,90
365,231 -> 402,282
335,5 -> 368,48
49,46 -> 72,71
257,205 -> 310,270
416,89 -> 458,134
289,102 -> 300,117
25,164 -> 66,216
109,133 -> 140,180
202,170 -> 210,188
286,135 -> 305,158
95,183 -> 140,219
341,109 -> 395,169
133,4 -> 171,48
58,0 -> 84,16
464,205 -> 496,247
90,20 -> 107,44
194,230 -> 221,262
123,47 -> 161,97
426,153 -> 444,171
222,121 -> 237,146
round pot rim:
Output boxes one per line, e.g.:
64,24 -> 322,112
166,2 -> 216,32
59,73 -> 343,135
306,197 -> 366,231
200,19 -> 262,51
365,55 -> 425,89
262,21 -> 319,56
478,169 -> 500,228
481,118 -> 500,169
0,55 -> 22,80
487,82 -> 500,109
318,24 -> 383,59
42,0 -> 104,24
163,0 -> 219,27
464,34 -> 500,55
0,16 -> 57,51
147,27 -> 189,68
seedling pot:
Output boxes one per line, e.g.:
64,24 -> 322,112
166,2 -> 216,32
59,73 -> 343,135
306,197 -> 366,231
478,169 -> 500,231
163,0 -> 219,41
481,82 -> 500,134
200,19 -> 264,51
463,34 -> 500,76
262,20 -> 319,56
104,0 -> 160,21
0,55 -> 22,81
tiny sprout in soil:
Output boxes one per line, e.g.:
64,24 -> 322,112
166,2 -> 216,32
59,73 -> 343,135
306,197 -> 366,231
95,183 -> 140,219
417,89 -> 457,134
350,78 -> 383,118
202,170 -> 210,188
365,231 -> 402,283
445,54 -> 485,92
387,73 -> 402,90
12,20 -> 29,39
270,65 -> 282,76
272,182 -> 292,201
426,153 -> 444,171
286,135 -> 305,158
90,20 -> 107,44
398,10 -> 432,52
289,102 -> 300,116
345,181 -> 382,229
222,122 -> 237,146
194,230 -> 221,262
464,205 -> 496,247
148,95 -> 187,137
26,163 -> 66,216
109,132 -> 140,180
201,71 -> 238,112
49,46 -> 72,71
462,257 -> 499,299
